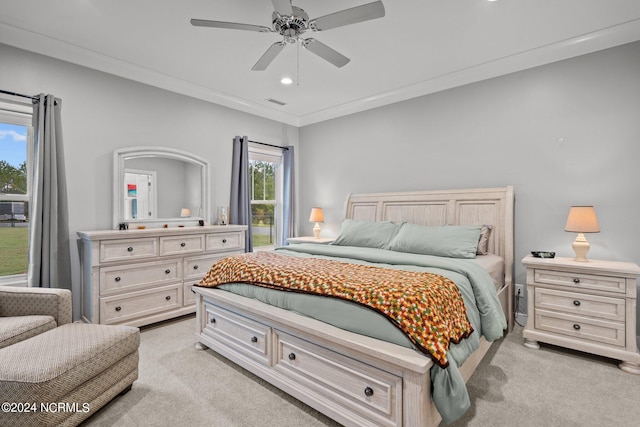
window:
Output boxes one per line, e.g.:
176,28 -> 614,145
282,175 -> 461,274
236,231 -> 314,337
249,144 -> 283,249
0,98 -> 33,285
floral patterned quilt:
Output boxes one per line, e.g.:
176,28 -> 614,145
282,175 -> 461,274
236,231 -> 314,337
199,251 -> 473,368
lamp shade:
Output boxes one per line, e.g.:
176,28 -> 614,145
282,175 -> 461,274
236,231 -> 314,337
565,206 -> 600,233
309,207 -> 324,223
180,208 -> 191,218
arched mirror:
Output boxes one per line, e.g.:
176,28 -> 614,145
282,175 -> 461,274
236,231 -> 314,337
113,147 -> 209,229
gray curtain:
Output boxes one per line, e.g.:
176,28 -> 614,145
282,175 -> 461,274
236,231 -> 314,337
230,136 -> 253,252
282,146 -> 295,244
28,94 -> 71,289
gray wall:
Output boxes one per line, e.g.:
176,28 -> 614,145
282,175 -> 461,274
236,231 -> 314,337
298,41 -> 640,323
0,43 -> 299,318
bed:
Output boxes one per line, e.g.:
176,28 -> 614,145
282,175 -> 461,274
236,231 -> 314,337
193,186 -> 514,427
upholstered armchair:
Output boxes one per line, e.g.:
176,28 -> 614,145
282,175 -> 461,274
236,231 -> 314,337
0,286 -> 72,349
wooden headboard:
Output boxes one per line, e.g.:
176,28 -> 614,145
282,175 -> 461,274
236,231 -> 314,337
345,186 -> 515,287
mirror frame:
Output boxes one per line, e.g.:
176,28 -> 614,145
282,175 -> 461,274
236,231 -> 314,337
113,146 -> 210,229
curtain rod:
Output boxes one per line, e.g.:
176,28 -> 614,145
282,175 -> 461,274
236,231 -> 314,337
0,89 -> 39,101
248,140 -> 289,151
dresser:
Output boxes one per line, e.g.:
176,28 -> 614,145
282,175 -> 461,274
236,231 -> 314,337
78,225 -> 246,327
522,255 -> 640,374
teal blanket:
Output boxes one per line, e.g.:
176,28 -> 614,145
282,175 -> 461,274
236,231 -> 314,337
217,244 -> 507,424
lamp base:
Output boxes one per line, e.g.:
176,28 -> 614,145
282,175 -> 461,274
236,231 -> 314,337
313,223 -> 321,238
572,233 -> 590,262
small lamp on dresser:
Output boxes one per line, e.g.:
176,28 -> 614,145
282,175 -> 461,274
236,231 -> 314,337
309,207 -> 324,238
564,206 -> 600,262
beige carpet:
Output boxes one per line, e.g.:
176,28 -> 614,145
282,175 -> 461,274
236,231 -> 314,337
83,315 -> 640,427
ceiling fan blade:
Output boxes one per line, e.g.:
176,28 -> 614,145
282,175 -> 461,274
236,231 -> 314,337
303,38 -> 350,68
252,42 -> 286,71
271,0 -> 293,16
311,1 -> 385,31
190,19 -> 270,32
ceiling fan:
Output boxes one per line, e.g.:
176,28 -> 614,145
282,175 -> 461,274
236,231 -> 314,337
190,0 -> 385,71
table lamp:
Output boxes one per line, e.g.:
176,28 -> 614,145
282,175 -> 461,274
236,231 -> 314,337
180,208 -> 191,218
564,206 -> 600,262
309,207 -> 324,238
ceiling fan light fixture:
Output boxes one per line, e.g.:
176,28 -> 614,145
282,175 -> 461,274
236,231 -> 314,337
280,77 -> 293,85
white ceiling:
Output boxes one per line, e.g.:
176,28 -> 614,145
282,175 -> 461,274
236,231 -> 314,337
2,0 -> 640,127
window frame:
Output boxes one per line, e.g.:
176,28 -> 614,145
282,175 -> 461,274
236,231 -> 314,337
248,143 -> 283,249
0,98 -> 34,286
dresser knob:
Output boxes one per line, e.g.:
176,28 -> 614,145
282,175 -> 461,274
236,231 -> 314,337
251,336 -> 258,343
180,242 -> 186,247
115,306 -> 122,312
165,295 -> 171,301
573,300 -> 581,306
165,269 -> 171,274
127,247 -> 133,252
222,239 -> 227,244
364,387 -> 374,397
193,265 -> 199,270
210,317 -> 216,324
573,324 -> 581,330
115,276 -> 121,282
288,353 -> 296,361
573,278 -> 580,284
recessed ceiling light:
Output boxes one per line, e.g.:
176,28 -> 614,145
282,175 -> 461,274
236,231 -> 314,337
280,77 -> 293,85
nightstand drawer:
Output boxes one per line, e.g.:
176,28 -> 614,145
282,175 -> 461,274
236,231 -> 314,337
535,309 -> 625,347
535,288 -> 625,322
533,269 -> 626,294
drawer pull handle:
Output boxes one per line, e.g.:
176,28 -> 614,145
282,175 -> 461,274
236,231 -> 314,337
165,295 -> 171,301
180,242 -> 186,247
222,239 -> 227,244
573,278 -> 580,284
288,353 -> 296,361
210,318 -> 216,324
251,336 -> 258,343
165,269 -> 171,274
127,247 -> 133,252
115,306 -> 122,312
364,387 -> 374,397
115,276 -> 121,282
573,300 -> 581,306
573,324 -> 581,330
193,265 -> 199,270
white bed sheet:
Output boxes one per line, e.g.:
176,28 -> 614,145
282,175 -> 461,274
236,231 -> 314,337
473,253 -> 504,290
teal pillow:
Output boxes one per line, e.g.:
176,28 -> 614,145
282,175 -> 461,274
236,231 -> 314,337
330,219 -> 401,249
387,224 -> 482,259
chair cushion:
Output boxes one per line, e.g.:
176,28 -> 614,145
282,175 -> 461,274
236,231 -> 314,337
0,323 -> 140,403
0,315 -> 57,349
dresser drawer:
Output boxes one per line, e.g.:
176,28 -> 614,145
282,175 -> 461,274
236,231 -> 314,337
100,283 -> 183,325
100,238 -> 158,263
274,330 -> 402,426
206,232 -> 243,252
184,254 -> 228,281
535,288 -> 625,322
203,303 -> 271,366
535,309 -> 625,347
159,234 -> 204,256
184,281 -> 198,306
533,268 -> 626,294
100,259 -> 182,295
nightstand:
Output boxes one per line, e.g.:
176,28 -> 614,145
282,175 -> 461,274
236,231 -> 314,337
522,255 -> 640,374
286,236 -> 334,245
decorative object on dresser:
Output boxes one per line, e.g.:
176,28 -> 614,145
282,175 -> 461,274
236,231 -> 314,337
78,225 -> 246,327
522,255 -> 640,374
180,208 -> 191,217
217,206 -> 229,225
564,206 -> 600,262
309,207 -> 324,238
194,186 -> 515,427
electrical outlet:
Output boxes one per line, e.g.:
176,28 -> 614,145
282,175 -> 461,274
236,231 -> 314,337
515,283 -> 525,298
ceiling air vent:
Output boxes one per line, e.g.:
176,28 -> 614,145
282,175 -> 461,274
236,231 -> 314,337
266,98 -> 286,106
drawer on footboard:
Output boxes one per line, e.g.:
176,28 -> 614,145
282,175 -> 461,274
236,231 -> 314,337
203,303 -> 271,366
274,329 -> 402,427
